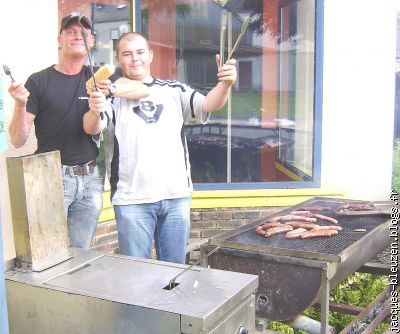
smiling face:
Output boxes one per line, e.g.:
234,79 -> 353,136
58,22 -> 94,59
116,33 -> 153,82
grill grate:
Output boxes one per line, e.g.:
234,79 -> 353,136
226,210 -> 389,256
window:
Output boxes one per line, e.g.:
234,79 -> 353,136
140,0 -> 321,190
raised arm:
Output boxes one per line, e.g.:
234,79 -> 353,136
87,77 -> 151,100
202,55 -> 237,113
8,82 -> 35,148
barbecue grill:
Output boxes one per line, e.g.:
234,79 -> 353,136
202,197 -> 391,334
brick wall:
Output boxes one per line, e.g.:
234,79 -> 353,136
90,206 -> 285,258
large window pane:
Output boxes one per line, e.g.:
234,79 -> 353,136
140,0 -> 317,187
142,0 -> 318,187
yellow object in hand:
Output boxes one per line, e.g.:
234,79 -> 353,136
86,64 -> 115,89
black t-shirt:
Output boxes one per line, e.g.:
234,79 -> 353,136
25,65 -> 98,165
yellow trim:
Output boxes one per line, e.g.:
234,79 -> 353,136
191,185 -> 345,208
98,184 -> 346,222
275,162 -> 303,181
98,192 -> 114,222
131,1 -> 136,32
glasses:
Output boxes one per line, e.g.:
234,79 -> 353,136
61,13 -> 92,32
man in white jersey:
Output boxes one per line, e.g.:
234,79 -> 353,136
84,32 -> 236,264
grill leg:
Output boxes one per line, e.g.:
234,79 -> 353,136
320,268 -> 330,334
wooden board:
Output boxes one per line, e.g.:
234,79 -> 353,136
7,151 -> 71,271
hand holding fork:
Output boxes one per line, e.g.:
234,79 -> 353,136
3,64 -> 15,82
3,64 -> 30,105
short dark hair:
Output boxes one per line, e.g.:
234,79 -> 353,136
115,32 -> 150,56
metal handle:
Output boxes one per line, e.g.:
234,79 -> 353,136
238,326 -> 249,334
168,246 -> 221,289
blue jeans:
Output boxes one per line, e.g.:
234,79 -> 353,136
63,166 -> 103,249
114,197 -> 191,264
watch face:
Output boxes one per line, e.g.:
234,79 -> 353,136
109,84 -> 117,95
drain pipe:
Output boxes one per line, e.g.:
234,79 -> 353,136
286,315 -> 335,334
0,209 -> 9,334
0,76 -> 10,333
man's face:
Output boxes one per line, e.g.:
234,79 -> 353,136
116,36 -> 153,82
58,22 -> 94,58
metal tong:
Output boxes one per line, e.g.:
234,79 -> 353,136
78,17 -> 104,120
168,246 -> 221,290
219,11 -> 250,68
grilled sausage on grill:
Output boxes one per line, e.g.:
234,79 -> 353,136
264,225 -> 293,237
284,221 -> 319,229
303,206 -> 332,211
285,228 -> 308,239
313,225 -> 342,231
300,229 -> 339,239
312,213 -> 339,225
267,214 -> 317,223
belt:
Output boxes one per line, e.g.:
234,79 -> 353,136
63,160 -> 96,176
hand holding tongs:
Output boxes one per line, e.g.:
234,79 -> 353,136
219,10 -> 250,68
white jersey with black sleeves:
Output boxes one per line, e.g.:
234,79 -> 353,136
105,77 -> 209,205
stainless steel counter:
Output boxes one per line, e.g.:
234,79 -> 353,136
6,249 -> 258,334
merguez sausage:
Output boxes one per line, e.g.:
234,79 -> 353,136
256,222 -> 284,236
312,213 -> 339,225
303,206 -> 331,211
285,221 -> 319,229
285,228 -> 307,239
256,225 -> 268,236
264,225 -> 293,237
313,225 -> 342,231
267,214 -> 317,223
300,229 -> 339,239
261,222 -> 284,229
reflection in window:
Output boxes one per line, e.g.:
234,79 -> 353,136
140,0 -> 318,187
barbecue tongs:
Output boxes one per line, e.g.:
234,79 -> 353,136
219,10 -> 250,68
168,246 -> 221,290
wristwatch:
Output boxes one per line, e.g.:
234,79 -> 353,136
108,83 -> 117,97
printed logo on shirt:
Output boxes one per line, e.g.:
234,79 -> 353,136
133,101 -> 163,123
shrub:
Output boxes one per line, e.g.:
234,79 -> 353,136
268,273 -> 389,333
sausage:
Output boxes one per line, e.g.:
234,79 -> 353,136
280,215 -> 317,223
312,213 -> 339,225
256,225 -> 266,236
264,225 -> 293,237
300,229 -> 339,239
313,225 -> 342,231
289,210 -> 312,216
261,222 -> 283,229
285,221 -> 319,229
303,206 -> 331,211
256,222 -> 283,237
340,203 -> 375,211
285,228 -> 307,239
268,214 -> 317,223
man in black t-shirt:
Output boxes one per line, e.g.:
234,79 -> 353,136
7,13 -> 106,248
